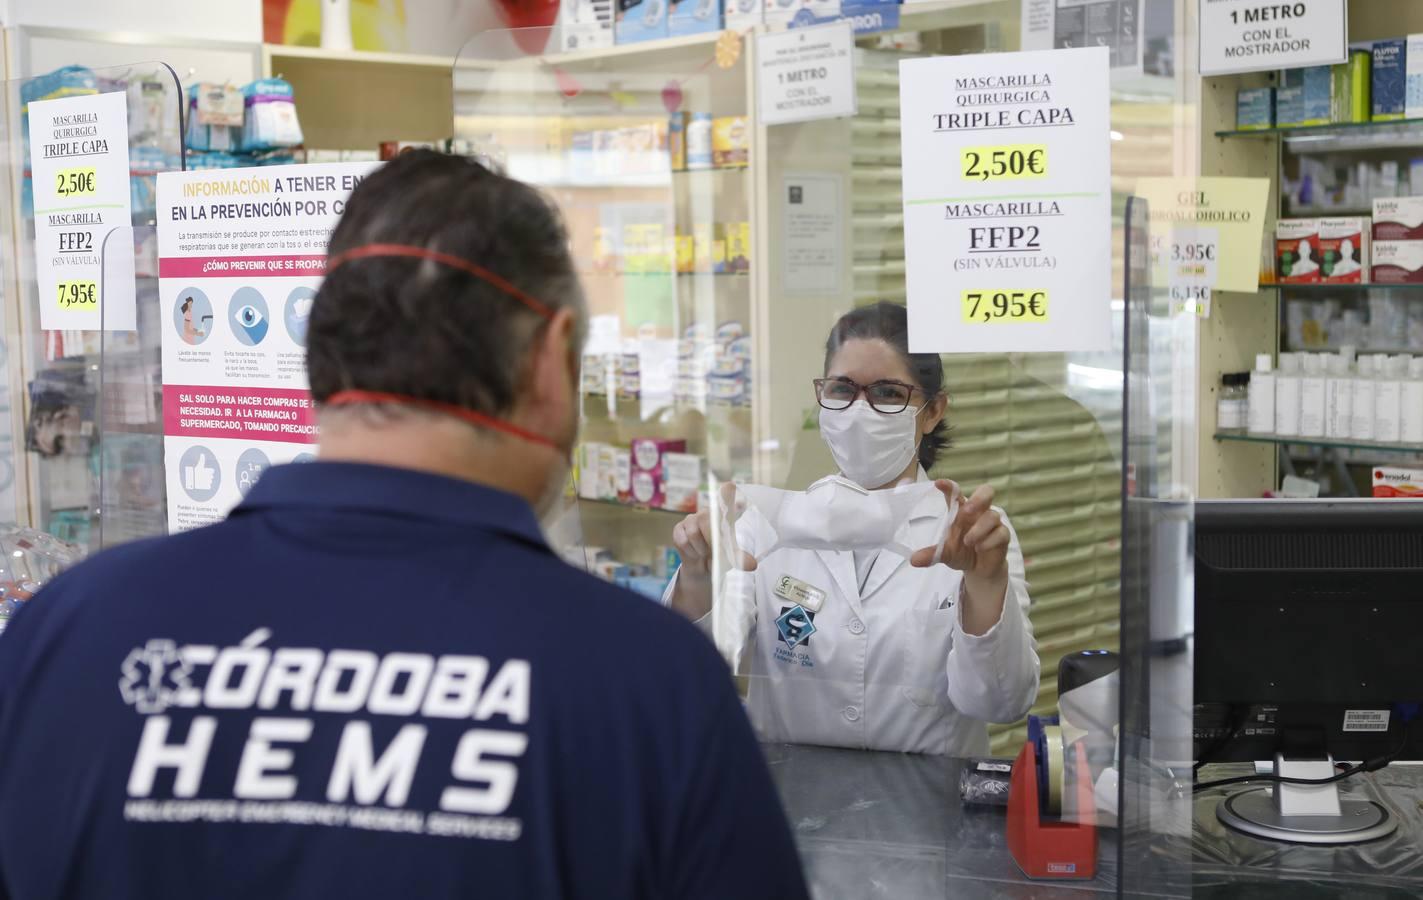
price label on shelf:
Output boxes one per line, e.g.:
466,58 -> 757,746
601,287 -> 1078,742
961,289 -> 1048,323
27,90 -> 133,330
1166,224 -> 1218,318
56,280 -> 98,309
961,145 -> 1047,182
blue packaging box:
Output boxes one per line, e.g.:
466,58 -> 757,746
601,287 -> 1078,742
616,0 -> 668,44
1236,87 -> 1275,130
1373,38 -> 1407,120
669,0 -> 721,36
1275,85 -> 1305,127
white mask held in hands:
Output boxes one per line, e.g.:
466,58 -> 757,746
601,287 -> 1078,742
737,476 -> 955,561
818,399 -> 921,488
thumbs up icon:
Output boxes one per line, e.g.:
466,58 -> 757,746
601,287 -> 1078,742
183,452 -> 216,494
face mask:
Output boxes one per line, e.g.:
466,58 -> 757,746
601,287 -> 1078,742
736,476 -> 954,561
818,399 -> 922,489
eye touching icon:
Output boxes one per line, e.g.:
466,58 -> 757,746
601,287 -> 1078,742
228,288 -> 270,346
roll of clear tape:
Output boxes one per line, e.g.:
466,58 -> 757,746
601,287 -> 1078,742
1043,724 -> 1065,818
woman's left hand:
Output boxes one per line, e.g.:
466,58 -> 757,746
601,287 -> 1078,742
911,480 -> 1011,634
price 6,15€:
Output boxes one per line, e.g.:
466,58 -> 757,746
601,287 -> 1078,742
961,290 -> 1048,324
56,280 -> 97,309
961,145 -> 1046,182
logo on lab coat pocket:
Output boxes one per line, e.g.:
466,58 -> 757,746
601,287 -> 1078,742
775,604 -> 817,649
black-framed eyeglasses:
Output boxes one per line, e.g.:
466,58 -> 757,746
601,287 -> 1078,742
813,377 -> 920,414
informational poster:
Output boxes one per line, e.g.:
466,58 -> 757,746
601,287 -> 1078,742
757,22 -> 858,127
157,162 -> 377,532
1199,0 -> 1347,76
1055,0 -> 1139,69
1021,0 -> 1054,51
782,173 -> 844,295
1133,177 -> 1270,293
898,46 -> 1111,354
27,91 -> 134,331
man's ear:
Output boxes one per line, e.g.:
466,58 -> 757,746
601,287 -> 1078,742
526,308 -> 579,424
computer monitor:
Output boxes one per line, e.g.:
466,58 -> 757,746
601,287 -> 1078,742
1194,498 -> 1423,844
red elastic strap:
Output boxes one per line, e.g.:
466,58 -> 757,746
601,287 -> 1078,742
324,389 -> 557,450
326,243 -> 556,320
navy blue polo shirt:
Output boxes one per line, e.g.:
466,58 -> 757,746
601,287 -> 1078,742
0,462 -> 808,900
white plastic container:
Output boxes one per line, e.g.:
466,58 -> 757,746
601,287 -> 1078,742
1325,353 -> 1355,438
1248,353 -> 1277,434
1351,354 -> 1377,440
1298,353 -> 1327,437
1375,355 -> 1406,443
1401,356 -> 1423,443
1275,353 -> 1302,436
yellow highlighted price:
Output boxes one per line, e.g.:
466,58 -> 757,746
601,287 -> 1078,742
961,144 -> 1047,182
55,166 -> 97,198
961,290 -> 1048,324
56,280 -> 97,309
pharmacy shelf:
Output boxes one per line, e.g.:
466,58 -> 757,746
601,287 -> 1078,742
1260,282 -> 1423,292
1215,117 -> 1423,145
577,497 -> 685,516
1214,431 -> 1423,455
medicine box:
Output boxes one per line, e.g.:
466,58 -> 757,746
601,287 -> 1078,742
598,444 -> 619,499
1235,87 -> 1274,131
1409,34 -> 1423,119
1371,240 -> 1423,283
764,0 -> 840,30
631,437 -> 687,476
1276,219 -> 1322,284
1372,195 -> 1423,240
559,0 -> 615,51
723,0 -> 762,30
1372,465 -> 1423,497
577,443 -> 603,499
686,113 -> 713,170
1274,85 -> 1305,128
613,448 -> 633,503
669,0 -> 721,37
660,452 -> 704,513
1373,38 -> 1407,121
1318,217 -> 1370,284
616,0 -> 667,44
1280,66 -> 1332,126
668,112 -> 687,171
1348,45 -> 1373,123
711,116 -> 749,168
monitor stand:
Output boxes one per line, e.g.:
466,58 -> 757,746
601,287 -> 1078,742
1216,754 -> 1397,845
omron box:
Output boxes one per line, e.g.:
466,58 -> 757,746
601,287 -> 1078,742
1371,240 -> 1423,283
1372,195 -> 1423,240
1276,219 -> 1322,283
1318,217 -> 1370,283
616,0 -> 667,44
1372,465 -> 1423,497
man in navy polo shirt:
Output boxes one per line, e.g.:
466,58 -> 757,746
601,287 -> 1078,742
0,151 -> 809,900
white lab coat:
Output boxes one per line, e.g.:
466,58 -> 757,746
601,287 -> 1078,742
665,470 -> 1040,756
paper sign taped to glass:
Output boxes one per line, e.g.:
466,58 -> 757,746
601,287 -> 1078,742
1134,177 -> 1270,293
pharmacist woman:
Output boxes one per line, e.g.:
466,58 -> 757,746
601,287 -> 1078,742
665,302 -> 1039,756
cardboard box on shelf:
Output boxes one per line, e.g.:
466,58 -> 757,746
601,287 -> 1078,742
1235,87 -> 1274,130
1372,196 -> 1423,240
1372,465 -> 1423,497
1276,219 -> 1322,283
1408,34 -> 1423,119
669,0 -> 721,36
1372,38 -> 1407,121
712,116 -> 749,168
660,452 -> 704,512
1371,240 -> 1423,283
723,0 -> 762,29
559,0 -> 615,51
616,0 -> 667,44
1318,217 -> 1370,284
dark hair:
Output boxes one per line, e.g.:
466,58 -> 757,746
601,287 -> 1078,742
181,297 -> 192,312
824,301 -> 950,472
307,150 -> 583,418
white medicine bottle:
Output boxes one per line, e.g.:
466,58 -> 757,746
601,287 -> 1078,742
1374,355 -> 1406,444
1325,352 -> 1354,439
1401,356 -> 1423,444
1274,352 -> 1302,436
1248,353 -> 1276,434
1351,354 -> 1376,441
1298,353 -> 1326,437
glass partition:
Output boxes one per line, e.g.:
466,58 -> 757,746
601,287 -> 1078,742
456,11 -> 1195,895
1,62 -> 184,551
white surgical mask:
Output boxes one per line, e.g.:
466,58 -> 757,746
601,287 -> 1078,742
818,399 -> 922,489
737,476 -> 952,561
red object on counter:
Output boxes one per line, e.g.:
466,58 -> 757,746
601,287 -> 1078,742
1005,739 -> 1098,880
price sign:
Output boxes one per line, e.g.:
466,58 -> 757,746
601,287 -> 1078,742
56,280 -> 98,309
962,289 -> 1048,323
1166,224 -> 1218,317
55,166 -> 97,198
961,145 -> 1047,182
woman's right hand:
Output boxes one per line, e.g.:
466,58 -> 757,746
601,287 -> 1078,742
669,484 -> 755,619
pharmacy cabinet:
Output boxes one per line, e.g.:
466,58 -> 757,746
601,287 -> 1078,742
1198,0 -> 1423,500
